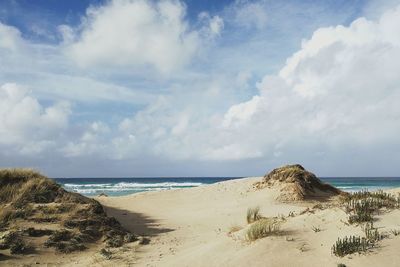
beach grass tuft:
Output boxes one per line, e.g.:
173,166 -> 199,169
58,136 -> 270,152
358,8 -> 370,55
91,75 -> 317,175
246,206 -> 262,224
246,218 -> 280,241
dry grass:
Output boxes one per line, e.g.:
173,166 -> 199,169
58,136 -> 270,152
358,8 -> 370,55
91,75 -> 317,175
261,164 -> 343,201
0,169 -> 63,208
246,218 -> 280,241
246,207 -> 262,224
0,168 -> 138,254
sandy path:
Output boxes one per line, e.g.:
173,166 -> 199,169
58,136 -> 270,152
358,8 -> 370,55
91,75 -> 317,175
95,177 -> 400,267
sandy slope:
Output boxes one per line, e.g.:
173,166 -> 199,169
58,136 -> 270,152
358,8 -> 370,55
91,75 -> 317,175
94,177 -> 400,267
3,177 -> 400,266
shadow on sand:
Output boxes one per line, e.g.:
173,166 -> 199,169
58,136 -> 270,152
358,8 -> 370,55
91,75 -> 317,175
101,205 -> 174,237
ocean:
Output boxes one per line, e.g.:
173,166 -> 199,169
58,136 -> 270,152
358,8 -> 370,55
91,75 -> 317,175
54,177 -> 400,197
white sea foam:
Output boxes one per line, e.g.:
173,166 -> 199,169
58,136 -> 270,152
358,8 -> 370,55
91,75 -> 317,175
62,181 -> 204,195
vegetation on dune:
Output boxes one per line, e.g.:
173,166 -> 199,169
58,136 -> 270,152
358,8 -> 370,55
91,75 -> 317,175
311,226 -> 321,233
343,189 -> 400,224
246,218 -> 280,241
246,207 -> 262,224
332,189 -> 396,257
258,164 -> 344,201
0,168 -> 139,256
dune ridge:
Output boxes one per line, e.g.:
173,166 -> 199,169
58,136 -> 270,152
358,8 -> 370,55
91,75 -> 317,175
0,169 -> 140,264
255,164 -> 345,201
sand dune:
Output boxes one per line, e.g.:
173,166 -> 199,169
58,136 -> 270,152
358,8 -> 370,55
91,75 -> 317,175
94,177 -> 400,267
3,167 -> 400,266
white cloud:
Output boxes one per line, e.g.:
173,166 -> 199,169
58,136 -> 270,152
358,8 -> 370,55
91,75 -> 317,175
64,0 -> 216,73
0,22 -> 22,50
0,83 -> 71,155
91,4 -> 400,168
229,0 -> 268,30
215,4 -> 400,161
198,12 -> 224,37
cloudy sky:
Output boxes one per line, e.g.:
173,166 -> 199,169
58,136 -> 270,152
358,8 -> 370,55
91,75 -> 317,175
0,0 -> 400,177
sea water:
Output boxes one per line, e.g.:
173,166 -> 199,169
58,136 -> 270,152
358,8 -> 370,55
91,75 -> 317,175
54,177 -> 400,197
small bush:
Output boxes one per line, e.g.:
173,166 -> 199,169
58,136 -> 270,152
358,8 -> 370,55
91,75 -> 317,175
44,230 -> 87,253
100,248 -> 112,260
247,207 -> 262,224
45,230 -> 73,245
0,231 -> 31,255
363,222 -> 382,242
9,239 -> 30,255
25,228 -> 53,237
124,233 -> 137,243
246,218 -> 280,241
346,198 -> 374,224
344,189 -> 400,224
332,236 -> 369,257
332,223 -> 382,257
106,236 -> 124,248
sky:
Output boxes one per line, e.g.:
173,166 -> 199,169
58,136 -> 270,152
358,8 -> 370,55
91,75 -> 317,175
1,0 -> 400,177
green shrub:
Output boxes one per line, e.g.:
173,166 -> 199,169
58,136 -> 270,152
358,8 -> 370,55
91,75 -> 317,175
332,235 -> 368,257
363,222 -> 382,242
332,222 -> 382,257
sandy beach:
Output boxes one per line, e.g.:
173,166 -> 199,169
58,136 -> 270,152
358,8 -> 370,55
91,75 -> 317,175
3,173 -> 400,266
90,176 -> 400,267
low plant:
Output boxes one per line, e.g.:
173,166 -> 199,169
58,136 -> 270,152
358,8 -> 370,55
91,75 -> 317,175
332,222 -> 382,257
363,222 -> 382,242
100,248 -> 112,260
246,218 -> 280,241
346,198 -> 374,224
246,207 -> 262,224
25,227 -> 53,237
311,226 -> 321,233
9,239 -> 31,255
106,235 -> 124,248
332,235 -> 368,257
0,231 -> 31,254
344,189 -> 400,224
